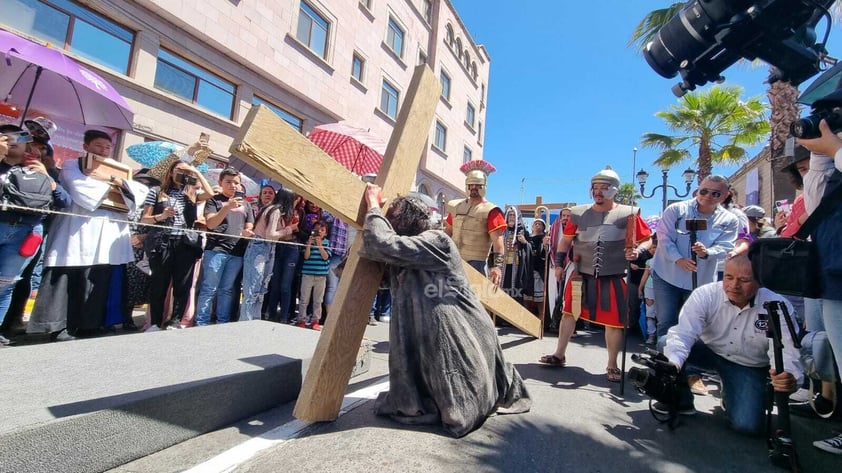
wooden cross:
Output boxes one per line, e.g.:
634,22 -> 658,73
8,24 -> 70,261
229,65 -> 541,423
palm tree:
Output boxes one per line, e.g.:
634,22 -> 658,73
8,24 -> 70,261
640,85 -> 770,182
630,2 -> 841,199
615,182 -> 642,205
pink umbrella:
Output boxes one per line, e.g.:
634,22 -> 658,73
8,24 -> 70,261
308,123 -> 387,176
0,30 -> 133,129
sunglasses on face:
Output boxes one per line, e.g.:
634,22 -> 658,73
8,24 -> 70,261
698,188 -> 723,199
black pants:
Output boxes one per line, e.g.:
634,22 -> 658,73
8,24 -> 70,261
148,236 -> 197,327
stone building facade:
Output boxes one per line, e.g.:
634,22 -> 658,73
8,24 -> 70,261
3,0 -> 489,206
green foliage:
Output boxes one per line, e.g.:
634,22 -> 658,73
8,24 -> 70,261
615,182 -> 642,205
640,85 -> 769,180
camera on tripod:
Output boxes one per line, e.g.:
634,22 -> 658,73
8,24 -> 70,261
628,348 -> 680,405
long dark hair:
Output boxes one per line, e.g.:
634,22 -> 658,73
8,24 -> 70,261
255,186 -> 296,226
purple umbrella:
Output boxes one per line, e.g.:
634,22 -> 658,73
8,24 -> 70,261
0,30 -> 133,129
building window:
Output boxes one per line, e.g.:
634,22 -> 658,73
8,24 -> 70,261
418,183 -> 430,196
436,192 -> 446,214
418,49 -> 427,66
351,53 -> 365,83
7,0 -> 134,74
478,121 -> 483,144
422,0 -> 432,23
440,70 -> 451,101
463,146 -> 472,163
445,24 -> 454,46
471,62 -> 478,81
154,49 -> 235,119
434,121 -> 447,151
380,79 -> 400,119
359,0 -> 371,9
466,103 -> 475,128
386,17 -> 405,58
253,97 -> 303,132
296,1 -> 329,59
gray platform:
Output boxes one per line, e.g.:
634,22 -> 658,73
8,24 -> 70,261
0,321 -> 320,473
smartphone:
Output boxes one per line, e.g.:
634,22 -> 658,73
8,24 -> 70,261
199,132 -> 210,146
685,219 -> 708,232
775,199 -> 792,214
4,130 -> 33,145
234,190 -> 245,199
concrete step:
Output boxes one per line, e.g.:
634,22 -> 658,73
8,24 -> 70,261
0,321 -> 320,473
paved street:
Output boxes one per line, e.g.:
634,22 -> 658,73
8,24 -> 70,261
109,320 -> 840,473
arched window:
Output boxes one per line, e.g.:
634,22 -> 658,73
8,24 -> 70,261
418,183 -> 430,196
455,38 -> 462,58
464,50 -> 470,69
471,62 -> 478,80
436,192 -> 447,215
445,24 -> 454,46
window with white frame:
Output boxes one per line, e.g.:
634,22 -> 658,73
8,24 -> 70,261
380,79 -> 400,119
296,1 -> 330,58
253,97 -> 304,132
6,0 -> 134,74
359,0 -> 371,9
466,102 -> 475,128
352,52 -> 365,83
154,49 -> 236,119
440,70 -> 451,101
463,145 -> 472,163
386,16 -> 405,58
434,121 -> 447,151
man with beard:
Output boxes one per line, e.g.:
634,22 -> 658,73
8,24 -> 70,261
360,183 -> 531,437
445,160 -> 506,286
539,167 -> 651,383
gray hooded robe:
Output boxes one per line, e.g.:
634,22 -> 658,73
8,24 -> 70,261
360,208 -> 531,437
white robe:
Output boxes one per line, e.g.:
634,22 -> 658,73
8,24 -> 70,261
44,158 -> 149,268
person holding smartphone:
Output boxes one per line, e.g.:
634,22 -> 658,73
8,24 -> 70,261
295,220 -> 330,330
195,168 -> 254,326
141,160 -> 213,330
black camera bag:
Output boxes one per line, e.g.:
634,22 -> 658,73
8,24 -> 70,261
749,174 -> 842,298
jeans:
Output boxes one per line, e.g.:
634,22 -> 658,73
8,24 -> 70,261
196,249 -> 244,325
661,338 -> 770,435
298,274 -> 326,324
370,288 -> 391,317
240,240 -> 276,321
806,298 -> 842,382
0,222 -> 42,325
652,271 -> 693,338
266,244 -> 299,322
324,254 -> 343,306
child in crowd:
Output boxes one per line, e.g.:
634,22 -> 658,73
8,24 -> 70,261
296,220 -> 331,330
638,235 -> 658,345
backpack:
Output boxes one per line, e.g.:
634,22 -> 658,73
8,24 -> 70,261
1,165 -> 53,215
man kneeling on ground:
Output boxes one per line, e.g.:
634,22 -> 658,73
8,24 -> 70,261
658,255 -> 802,435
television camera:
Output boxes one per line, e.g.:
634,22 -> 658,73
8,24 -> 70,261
644,0 -> 835,97
628,348 -> 682,425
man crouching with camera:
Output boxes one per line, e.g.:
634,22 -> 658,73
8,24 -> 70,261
655,254 -> 802,435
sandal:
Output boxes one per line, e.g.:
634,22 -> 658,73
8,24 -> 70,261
538,354 -> 566,366
606,367 -> 622,383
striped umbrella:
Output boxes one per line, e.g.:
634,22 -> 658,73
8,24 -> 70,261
308,123 -> 387,176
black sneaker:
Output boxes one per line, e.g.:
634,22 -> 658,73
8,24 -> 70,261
652,401 -> 696,416
0,334 -> 12,346
811,393 -> 836,419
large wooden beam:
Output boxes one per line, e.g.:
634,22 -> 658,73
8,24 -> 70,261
462,261 -> 542,336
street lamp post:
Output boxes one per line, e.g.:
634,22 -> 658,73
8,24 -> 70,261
636,165 -> 697,211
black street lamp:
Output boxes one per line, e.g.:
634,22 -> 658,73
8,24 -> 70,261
636,165 -> 697,211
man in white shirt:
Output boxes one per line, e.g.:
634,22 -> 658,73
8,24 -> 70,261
658,255 -> 802,435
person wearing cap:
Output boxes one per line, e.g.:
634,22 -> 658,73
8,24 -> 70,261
742,205 -> 776,239
539,167 -> 652,382
445,160 -> 506,286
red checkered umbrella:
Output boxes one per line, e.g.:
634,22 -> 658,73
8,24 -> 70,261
308,123 -> 387,176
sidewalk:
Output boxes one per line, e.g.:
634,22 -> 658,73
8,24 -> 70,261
109,322 -> 841,473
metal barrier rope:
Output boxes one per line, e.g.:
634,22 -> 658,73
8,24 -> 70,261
0,202 -> 345,252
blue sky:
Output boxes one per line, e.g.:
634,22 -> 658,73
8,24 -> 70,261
451,1 -> 842,220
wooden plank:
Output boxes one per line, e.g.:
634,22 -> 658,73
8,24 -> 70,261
292,65 -> 442,421
229,105 -> 368,228
463,261 -> 542,338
